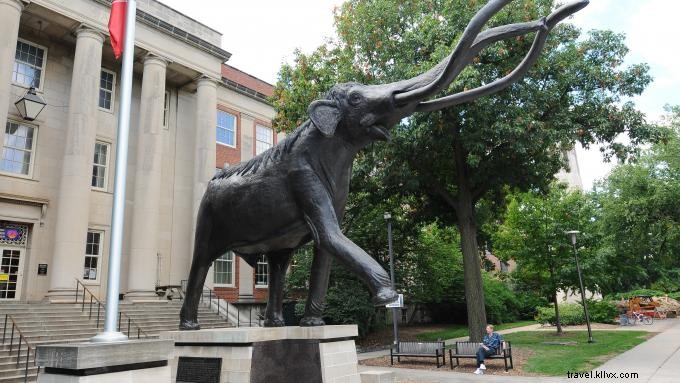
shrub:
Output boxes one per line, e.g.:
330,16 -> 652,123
536,300 -> 617,325
483,274 -> 521,324
586,299 -> 618,324
514,290 -> 549,320
536,303 -> 585,325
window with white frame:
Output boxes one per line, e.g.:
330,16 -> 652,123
99,69 -> 115,111
1,121 -> 36,176
13,39 -> 47,89
214,252 -> 235,286
91,141 -> 109,189
84,231 -> 102,281
255,255 -> 268,287
255,125 -> 273,155
216,110 -> 236,147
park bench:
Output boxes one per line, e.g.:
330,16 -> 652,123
390,340 -> 446,368
448,341 -> 513,371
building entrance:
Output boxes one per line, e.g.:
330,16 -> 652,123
0,248 -> 23,299
0,223 -> 29,300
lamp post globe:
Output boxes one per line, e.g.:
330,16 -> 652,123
14,87 -> 47,121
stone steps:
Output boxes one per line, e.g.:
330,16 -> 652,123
0,301 -> 235,382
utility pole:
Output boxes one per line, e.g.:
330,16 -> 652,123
565,230 -> 594,343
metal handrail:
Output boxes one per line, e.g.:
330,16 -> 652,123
2,314 -> 37,382
180,280 -> 263,327
74,279 -> 150,339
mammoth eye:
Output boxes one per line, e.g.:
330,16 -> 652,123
348,92 -> 362,106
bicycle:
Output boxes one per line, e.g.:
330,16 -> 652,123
629,311 -> 653,325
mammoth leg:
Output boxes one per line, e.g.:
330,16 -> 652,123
180,203 -> 218,330
291,169 -> 396,306
300,246 -> 332,326
263,250 -> 293,327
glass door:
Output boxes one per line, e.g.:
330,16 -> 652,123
0,248 -> 23,300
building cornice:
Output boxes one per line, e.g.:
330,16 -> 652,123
91,0 -> 231,62
220,78 -> 272,105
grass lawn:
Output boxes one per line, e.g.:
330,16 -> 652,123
503,330 -> 651,375
415,320 -> 536,341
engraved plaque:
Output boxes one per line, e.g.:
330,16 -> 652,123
176,356 -> 221,383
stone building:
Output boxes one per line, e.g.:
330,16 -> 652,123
0,0 -> 279,304
555,149 -> 583,190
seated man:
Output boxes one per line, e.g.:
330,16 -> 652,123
474,324 -> 502,375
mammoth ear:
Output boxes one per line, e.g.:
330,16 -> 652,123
308,100 -> 341,137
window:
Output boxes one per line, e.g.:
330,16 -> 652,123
99,69 -> 115,111
13,39 -> 47,89
214,252 -> 235,286
163,91 -> 170,128
255,255 -> 268,287
216,110 -> 236,147
84,231 -> 102,281
91,141 -> 109,189
1,121 -> 36,176
255,125 -> 273,155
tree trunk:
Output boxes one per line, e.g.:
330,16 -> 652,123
448,130 -> 487,342
456,182 -> 487,342
553,290 -> 563,334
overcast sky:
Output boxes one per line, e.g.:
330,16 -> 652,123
160,0 -> 679,190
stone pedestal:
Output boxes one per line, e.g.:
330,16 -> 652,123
35,339 -> 173,383
360,370 -> 395,383
161,325 -> 360,383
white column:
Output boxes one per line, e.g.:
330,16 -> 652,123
0,0 -> 24,148
239,114 -> 255,161
48,26 -> 104,300
125,54 -> 167,300
238,258 -> 254,300
191,77 -> 217,230
237,115 -> 255,299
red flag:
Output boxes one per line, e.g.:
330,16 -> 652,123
108,0 -> 127,59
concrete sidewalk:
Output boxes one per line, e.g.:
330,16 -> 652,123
593,318 -> 680,382
357,319 -> 680,382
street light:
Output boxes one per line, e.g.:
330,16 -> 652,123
384,212 -> 399,349
15,87 -> 46,121
565,230 -> 594,343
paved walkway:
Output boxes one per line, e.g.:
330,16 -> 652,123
357,319 -> 680,382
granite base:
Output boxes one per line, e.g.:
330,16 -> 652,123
161,325 -> 360,383
35,339 -> 173,383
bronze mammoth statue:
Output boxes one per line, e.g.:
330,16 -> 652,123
180,0 -> 588,330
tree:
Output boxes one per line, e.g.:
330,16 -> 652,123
493,184 -> 600,333
272,0 -> 661,341
594,106 -> 680,294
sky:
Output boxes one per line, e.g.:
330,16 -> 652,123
160,0 -> 679,190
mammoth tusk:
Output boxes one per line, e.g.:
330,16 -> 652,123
393,0 -> 514,105
415,21 -> 550,113
415,0 -> 589,112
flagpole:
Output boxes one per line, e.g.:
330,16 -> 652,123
92,0 -> 137,342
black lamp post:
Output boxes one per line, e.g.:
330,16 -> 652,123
15,87 -> 47,121
384,212 -> 399,349
565,230 -> 594,343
